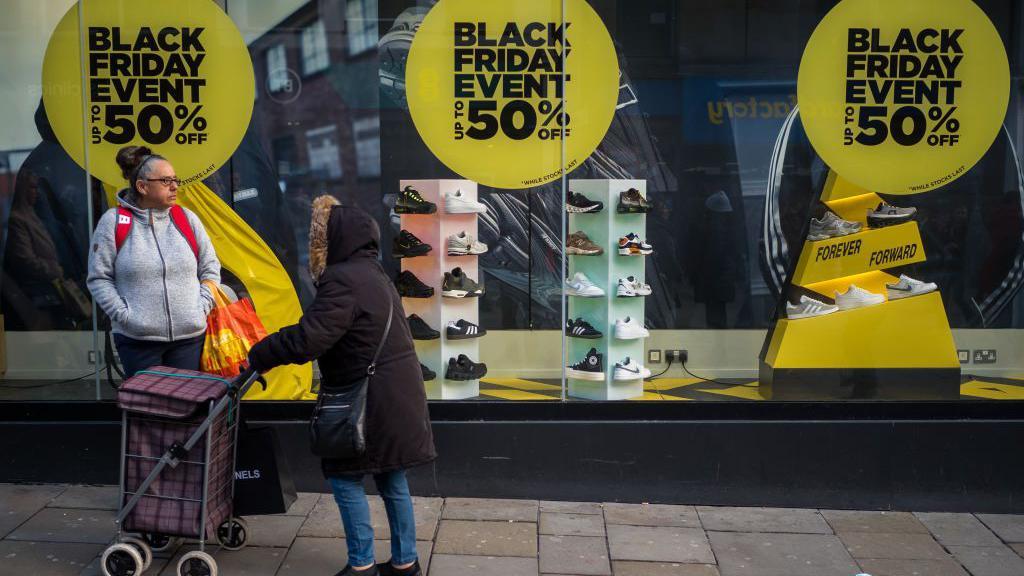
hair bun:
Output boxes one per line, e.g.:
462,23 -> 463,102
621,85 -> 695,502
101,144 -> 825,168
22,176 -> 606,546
115,145 -> 154,182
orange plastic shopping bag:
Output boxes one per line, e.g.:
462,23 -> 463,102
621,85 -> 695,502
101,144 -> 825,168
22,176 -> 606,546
201,282 -> 268,377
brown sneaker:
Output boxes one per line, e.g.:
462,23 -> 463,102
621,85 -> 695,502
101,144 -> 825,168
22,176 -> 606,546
617,188 -> 650,213
567,231 -> 604,255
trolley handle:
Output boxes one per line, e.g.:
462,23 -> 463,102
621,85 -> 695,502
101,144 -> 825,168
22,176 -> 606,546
230,366 -> 266,396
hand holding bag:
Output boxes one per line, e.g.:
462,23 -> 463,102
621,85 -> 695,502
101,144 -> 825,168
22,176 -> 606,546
201,282 -> 269,378
309,302 -> 393,459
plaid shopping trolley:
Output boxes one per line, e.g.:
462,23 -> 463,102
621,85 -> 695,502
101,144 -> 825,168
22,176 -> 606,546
100,366 -> 264,576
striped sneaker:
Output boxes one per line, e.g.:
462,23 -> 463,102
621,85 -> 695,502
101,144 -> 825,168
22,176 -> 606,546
785,295 -> 839,319
565,317 -> 602,339
446,319 -> 486,340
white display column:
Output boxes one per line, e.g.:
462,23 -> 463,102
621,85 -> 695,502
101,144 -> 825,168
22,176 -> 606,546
399,179 -> 481,400
567,179 -> 647,400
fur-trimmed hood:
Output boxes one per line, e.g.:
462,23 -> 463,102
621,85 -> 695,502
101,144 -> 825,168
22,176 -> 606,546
308,195 -> 380,281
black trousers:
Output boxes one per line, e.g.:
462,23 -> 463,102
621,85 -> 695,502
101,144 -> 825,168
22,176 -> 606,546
113,333 -> 205,378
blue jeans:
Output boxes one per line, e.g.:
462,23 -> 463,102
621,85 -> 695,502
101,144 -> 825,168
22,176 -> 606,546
328,470 -> 417,567
113,333 -> 205,378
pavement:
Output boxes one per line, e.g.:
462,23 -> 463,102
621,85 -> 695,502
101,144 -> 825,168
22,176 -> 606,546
3,484 -> 1024,575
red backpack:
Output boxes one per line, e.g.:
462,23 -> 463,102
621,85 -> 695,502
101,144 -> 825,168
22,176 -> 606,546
114,205 -> 198,260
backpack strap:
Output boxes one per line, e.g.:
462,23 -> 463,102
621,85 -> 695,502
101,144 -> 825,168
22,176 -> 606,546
169,205 -> 199,260
114,207 -> 133,254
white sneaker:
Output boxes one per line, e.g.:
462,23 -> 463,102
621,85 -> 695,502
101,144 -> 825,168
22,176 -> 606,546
626,275 -> 651,295
786,295 -> 839,319
835,284 -> 885,311
565,272 -> 605,297
886,275 -> 937,300
614,357 -> 651,381
614,316 -> 649,339
447,231 -> 488,255
616,278 -> 636,297
445,189 -> 487,214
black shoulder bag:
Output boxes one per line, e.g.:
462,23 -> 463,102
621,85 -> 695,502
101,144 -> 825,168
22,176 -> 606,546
309,303 -> 393,459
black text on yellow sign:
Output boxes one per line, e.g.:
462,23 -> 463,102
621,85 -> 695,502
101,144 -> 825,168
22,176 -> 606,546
452,22 -> 572,143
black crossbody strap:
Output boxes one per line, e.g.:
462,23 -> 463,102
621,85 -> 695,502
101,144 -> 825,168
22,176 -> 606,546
366,300 -> 393,376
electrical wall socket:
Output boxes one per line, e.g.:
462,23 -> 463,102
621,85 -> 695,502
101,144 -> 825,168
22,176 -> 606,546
87,350 -> 102,365
667,349 -> 688,364
647,349 -> 663,364
973,349 -> 997,364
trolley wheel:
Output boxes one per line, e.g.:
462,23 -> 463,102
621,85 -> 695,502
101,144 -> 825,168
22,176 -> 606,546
176,551 -> 217,576
120,536 -> 153,571
101,543 -> 144,576
216,517 -> 249,551
142,533 -> 180,553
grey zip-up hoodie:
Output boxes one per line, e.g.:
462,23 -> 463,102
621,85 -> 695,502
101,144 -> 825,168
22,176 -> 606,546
87,190 -> 221,341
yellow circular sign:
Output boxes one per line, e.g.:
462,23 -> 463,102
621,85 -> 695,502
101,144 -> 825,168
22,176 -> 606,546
42,0 -> 254,186
406,0 -> 619,190
798,0 -> 1009,194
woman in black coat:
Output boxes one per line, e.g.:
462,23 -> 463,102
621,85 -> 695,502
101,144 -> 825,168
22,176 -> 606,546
249,196 -> 435,576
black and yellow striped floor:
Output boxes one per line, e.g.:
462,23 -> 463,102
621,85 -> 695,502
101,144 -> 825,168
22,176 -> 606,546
476,375 -> 1024,401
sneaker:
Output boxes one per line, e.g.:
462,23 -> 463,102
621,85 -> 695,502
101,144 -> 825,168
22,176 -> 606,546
565,272 -> 605,297
617,188 -> 650,213
377,560 -> 423,576
334,565 -> 380,576
395,185 -> 437,214
566,231 -> 604,255
886,274 -> 937,300
868,202 -> 917,228
618,233 -> 653,255
614,316 -> 649,339
566,191 -> 604,213
396,271 -> 434,298
445,189 -> 487,214
614,357 -> 651,380
407,314 -> 439,340
447,231 -> 488,255
808,211 -> 861,241
393,230 -> 431,259
567,348 -> 604,380
442,267 -> 484,298
785,295 -> 839,319
420,363 -> 436,382
447,319 -> 486,340
616,276 -> 651,297
565,317 -> 602,339
446,354 -> 487,380
835,284 -> 885,311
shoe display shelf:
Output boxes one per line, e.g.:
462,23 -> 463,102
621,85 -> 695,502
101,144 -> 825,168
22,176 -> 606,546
400,179 -> 482,400
759,171 -> 960,399
567,179 -> 647,400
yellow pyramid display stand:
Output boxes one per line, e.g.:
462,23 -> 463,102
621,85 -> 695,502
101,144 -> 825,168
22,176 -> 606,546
759,171 -> 961,399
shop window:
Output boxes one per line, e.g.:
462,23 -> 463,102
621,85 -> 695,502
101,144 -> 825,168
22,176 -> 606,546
346,0 -> 378,56
301,19 -> 329,76
353,116 -> 381,178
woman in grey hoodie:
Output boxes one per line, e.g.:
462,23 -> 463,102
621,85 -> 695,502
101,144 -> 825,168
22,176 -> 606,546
87,146 -> 221,377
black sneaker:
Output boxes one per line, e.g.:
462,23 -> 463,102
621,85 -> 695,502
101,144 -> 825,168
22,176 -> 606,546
393,230 -> 432,258
334,565 -> 379,576
617,188 -> 650,213
566,191 -> 604,214
447,319 -> 486,340
408,314 -> 439,340
565,317 -> 602,339
378,560 -> 422,576
396,270 -> 434,298
442,267 -> 484,298
395,186 -> 437,214
421,363 -> 436,382
446,354 -> 487,380
567,347 -> 604,381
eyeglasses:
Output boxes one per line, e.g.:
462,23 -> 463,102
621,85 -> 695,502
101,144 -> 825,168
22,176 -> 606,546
145,177 -> 181,187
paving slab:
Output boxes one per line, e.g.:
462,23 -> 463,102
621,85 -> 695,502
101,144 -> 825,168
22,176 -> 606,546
6,508 -> 116,544
607,524 -> 714,564
839,532 -> 949,560
441,498 -> 539,522
0,484 -> 66,537
277,492 -> 320,517
947,545 -> 1024,576
540,512 -> 606,537
299,494 -> 440,540
48,486 -> 119,511
822,510 -> 929,534
0,540 -> 101,576
79,552 -> 174,576
428,554 -> 538,576
1012,543 -> 1024,558
242,514 -> 306,548
856,557 -> 969,576
434,519 -> 537,557
915,512 -> 1003,546
210,546 -> 288,576
540,501 -> 604,515
697,507 -> 831,534
603,503 -> 701,529
539,534 -> 611,575
709,531 -> 859,576
976,514 -> 1024,543
612,562 -> 720,576
276,536 -> 431,574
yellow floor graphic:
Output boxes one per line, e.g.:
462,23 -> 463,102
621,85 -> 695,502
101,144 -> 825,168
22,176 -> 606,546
960,380 -> 1024,400
482,378 -> 563,391
479,388 -> 558,401
696,385 -> 768,401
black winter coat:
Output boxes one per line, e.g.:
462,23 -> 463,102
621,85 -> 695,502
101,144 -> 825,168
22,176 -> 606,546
249,205 -> 436,476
